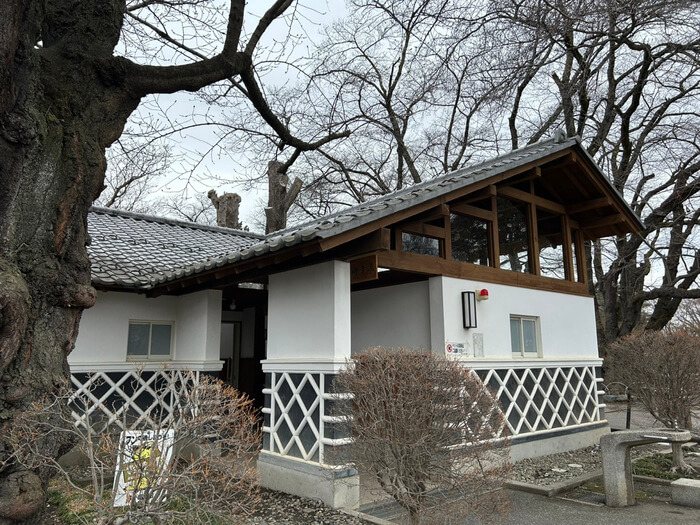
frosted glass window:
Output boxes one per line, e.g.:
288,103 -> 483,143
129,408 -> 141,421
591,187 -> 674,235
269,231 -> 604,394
127,321 -> 173,359
127,323 -> 149,356
151,324 -> 172,356
510,316 -> 541,357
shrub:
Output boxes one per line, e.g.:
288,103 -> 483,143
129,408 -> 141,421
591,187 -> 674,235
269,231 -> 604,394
606,330 -> 700,472
333,347 -> 510,525
5,373 -> 260,524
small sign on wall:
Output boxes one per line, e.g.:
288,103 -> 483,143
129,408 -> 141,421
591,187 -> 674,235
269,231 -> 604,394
445,341 -> 472,357
350,254 -> 378,283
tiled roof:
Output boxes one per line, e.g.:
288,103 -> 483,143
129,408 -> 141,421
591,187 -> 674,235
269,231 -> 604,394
89,134 -> 637,289
88,207 -> 263,288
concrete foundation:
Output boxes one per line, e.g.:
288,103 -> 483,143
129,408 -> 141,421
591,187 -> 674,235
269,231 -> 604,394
258,451 -> 360,510
509,423 -> 610,462
671,478 -> 700,509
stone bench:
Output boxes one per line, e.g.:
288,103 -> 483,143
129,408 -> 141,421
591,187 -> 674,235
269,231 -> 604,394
671,478 -> 700,508
601,429 -> 691,507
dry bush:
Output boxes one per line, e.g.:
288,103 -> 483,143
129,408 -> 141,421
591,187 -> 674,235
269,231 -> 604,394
606,330 -> 700,472
4,373 -> 260,524
333,347 -> 510,525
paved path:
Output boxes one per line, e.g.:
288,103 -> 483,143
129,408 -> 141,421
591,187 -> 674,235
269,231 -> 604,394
461,488 -> 700,525
363,485 -> 700,524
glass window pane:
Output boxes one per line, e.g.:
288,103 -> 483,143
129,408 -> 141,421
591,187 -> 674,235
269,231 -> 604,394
127,323 -> 149,356
151,324 -> 172,356
497,197 -> 530,273
451,214 -> 490,266
537,209 -> 565,279
510,318 -> 521,355
522,320 -> 537,354
402,232 -> 440,257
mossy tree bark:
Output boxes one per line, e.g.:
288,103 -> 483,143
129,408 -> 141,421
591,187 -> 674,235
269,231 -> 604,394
0,1 -> 328,522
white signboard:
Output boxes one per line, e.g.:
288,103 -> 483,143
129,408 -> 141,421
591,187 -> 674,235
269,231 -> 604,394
445,341 -> 472,357
113,429 -> 175,507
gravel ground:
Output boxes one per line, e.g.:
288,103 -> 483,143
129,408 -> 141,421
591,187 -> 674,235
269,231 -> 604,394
510,445 -> 605,485
244,488 -> 372,525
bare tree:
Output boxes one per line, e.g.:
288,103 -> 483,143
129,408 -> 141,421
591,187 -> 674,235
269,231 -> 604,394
96,135 -> 171,213
0,1 -> 347,520
208,190 -> 243,229
606,330 -> 700,473
265,160 -> 302,233
294,0 -> 503,207
333,348 -> 510,525
5,374 -> 261,524
495,0 -> 700,345
672,298 -> 700,337
157,192 -> 218,225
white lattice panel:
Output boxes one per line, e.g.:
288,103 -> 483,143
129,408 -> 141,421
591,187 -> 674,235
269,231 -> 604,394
479,365 -> 602,437
70,370 -> 199,431
262,371 -> 348,464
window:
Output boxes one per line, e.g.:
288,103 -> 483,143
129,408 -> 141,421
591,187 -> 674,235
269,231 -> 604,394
451,213 -> 491,266
537,208 -> 565,279
497,197 -> 530,273
402,232 -> 441,257
510,315 -> 540,357
127,321 -> 173,360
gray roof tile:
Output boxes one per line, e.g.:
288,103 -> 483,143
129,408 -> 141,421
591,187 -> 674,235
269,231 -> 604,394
88,207 -> 262,289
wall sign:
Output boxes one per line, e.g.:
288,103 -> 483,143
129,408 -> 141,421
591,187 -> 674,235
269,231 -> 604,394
350,254 -> 378,283
113,429 -> 175,507
445,341 -> 471,357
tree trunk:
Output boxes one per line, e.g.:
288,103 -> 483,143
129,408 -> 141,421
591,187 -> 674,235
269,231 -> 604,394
265,160 -> 301,234
0,2 -> 138,522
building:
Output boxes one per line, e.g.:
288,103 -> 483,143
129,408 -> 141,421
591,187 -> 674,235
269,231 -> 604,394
71,134 -> 642,507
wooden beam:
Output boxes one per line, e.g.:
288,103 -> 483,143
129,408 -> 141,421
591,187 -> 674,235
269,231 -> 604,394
567,196 -> 613,214
497,185 -> 567,214
375,250 -> 590,297
561,215 -> 574,282
449,203 -> 495,221
323,227 -> 391,258
443,213 -> 452,261
580,215 -> 625,230
458,184 -> 498,204
401,222 -> 446,239
527,203 -> 540,276
573,228 -> 588,285
149,240 -> 323,297
490,194 -> 500,268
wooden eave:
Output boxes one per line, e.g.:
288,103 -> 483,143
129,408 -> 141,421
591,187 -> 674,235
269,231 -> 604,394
145,142 -> 641,297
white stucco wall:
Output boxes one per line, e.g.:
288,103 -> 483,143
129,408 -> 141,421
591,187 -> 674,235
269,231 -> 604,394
347,276 -> 598,362
266,261 -> 351,362
70,289 -> 223,371
429,276 -> 599,361
351,281 -> 431,354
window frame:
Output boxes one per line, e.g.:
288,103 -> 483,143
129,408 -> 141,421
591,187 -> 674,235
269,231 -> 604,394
509,315 -> 542,358
126,320 -> 174,361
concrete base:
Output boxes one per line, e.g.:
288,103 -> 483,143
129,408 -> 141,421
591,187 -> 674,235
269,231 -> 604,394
672,478 -> 700,509
509,423 -> 610,462
258,451 -> 360,510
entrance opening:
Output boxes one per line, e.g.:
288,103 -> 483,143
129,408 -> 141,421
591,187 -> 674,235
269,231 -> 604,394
219,285 -> 267,409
